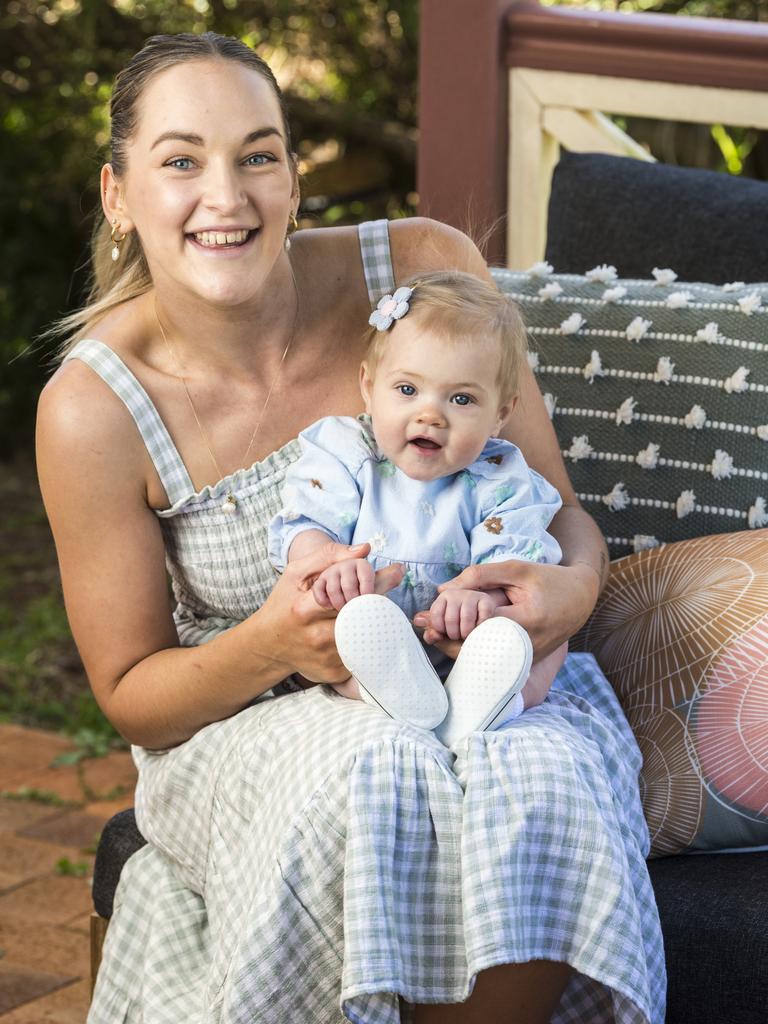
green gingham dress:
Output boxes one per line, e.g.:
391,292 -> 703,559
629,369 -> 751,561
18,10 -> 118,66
72,220 -> 665,1024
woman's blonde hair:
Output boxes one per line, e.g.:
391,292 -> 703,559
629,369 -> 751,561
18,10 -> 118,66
365,271 -> 527,402
54,32 -> 293,356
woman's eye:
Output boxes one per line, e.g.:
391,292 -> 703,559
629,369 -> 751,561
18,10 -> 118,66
397,384 -> 416,397
165,157 -> 195,170
452,393 -> 473,406
244,153 -> 275,167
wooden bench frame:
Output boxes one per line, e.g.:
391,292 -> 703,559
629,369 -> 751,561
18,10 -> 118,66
417,0 -> 768,268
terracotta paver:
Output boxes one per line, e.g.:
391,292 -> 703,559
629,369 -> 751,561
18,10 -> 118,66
0,728 -> 74,790
19,811 -> 105,850
0,965 -> 78,1018
0,834 -> 88,892
0,979 -> 90,1023
0,724 -> 137,1021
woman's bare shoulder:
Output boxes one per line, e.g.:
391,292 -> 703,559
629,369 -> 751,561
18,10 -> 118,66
388,217 -> 488,281
37,356 -> 149,491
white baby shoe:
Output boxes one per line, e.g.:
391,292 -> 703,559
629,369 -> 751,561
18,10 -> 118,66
335,594 -> 449,730
435,617 -> 532,748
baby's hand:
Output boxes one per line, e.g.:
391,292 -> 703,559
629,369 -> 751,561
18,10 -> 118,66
427,588 -> 504,641
312,558 -> 375,611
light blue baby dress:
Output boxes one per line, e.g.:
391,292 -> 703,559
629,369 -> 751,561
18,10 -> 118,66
268,414 -> 563,619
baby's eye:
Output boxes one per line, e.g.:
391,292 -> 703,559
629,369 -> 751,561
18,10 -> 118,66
397,384 -> 416,397
451,393 -> 474,406
165,157 -> 195,170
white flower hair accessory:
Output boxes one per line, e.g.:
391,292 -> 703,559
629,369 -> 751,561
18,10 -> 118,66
369,286 -> 414,331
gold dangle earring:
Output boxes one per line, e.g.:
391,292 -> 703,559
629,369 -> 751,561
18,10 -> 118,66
284,211 -> 299,251
110,220 -> 127,262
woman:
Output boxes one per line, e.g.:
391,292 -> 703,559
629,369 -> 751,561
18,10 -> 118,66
37,32 -> 664,1024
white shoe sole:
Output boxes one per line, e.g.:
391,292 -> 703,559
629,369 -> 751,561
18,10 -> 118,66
435,617 -> 533,748
335,594 -> 449,730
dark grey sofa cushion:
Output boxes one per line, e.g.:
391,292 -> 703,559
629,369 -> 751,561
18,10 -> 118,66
648,851 -> 768,1024
545,152 -> 768,284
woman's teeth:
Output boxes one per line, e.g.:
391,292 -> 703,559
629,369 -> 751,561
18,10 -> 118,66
194,229 -> 251,247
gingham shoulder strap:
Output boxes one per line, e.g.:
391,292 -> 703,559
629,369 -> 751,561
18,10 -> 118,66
64,339 -> 195,505
358,219 -> 397,305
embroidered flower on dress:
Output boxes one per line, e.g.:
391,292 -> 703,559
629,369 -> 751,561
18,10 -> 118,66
369,531 -> 387,554
310,479 -> 323,489
538,281 -> 563,300
757,425 -> 768,441
543,393 -> 557,418
368,286 -> 414,331
527,350 -> 540,370
521,539 -> 545,561
625,317 -> 652,342
586,264 -> 618,284
484,516 -> 503,535
602,286 -> 627,302
652,268 -> 678,286
419,501 -> 435,518
723,281 -> 745,292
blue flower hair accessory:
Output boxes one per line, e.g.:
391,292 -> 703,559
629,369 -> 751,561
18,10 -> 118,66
368,286 -> 414,331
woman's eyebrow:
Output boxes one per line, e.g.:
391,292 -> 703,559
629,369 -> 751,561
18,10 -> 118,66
151,127 -> 283,150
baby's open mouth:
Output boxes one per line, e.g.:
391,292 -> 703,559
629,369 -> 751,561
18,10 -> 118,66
410,437 -> 441,450
191,229 -> 256,248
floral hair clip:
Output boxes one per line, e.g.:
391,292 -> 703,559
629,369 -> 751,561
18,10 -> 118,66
368,286 -> 414,331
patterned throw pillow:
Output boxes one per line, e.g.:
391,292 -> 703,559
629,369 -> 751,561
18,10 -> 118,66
572,530 -> 768,857
491,266 -> 768,558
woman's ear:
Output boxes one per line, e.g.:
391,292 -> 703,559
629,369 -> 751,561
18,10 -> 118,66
100,164 -> 135,234
359,362 -> 374,413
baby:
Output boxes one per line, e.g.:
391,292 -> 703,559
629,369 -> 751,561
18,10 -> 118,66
269,271 -> 568,745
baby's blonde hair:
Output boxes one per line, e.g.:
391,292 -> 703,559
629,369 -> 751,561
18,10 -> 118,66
364,271 -> 527,403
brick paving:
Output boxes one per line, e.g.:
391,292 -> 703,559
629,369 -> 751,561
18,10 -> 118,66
0,725 -> 137,1022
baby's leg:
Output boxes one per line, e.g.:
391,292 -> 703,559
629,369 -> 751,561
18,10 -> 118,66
521,641 -> 569,709
331,677 -> 362,700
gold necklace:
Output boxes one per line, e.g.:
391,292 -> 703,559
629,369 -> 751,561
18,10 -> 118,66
155,284 -> 299,513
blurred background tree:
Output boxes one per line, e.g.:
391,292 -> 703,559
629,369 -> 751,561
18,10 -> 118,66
1,0 -> 767,460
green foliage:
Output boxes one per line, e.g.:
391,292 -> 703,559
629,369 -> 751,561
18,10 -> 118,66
1,787 -> 78,806
55,856 -> 90,876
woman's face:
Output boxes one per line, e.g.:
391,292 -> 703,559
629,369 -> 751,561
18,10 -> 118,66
111,59 -> 297,308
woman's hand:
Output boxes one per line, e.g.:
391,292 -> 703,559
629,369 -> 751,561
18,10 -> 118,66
260,542 -> 404,684
413,561 -> 600,661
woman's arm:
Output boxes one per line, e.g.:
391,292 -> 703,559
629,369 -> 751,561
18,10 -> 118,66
36,365 -> 375,749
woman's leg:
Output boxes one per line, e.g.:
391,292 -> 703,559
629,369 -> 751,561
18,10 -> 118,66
413,960 -> 572,1023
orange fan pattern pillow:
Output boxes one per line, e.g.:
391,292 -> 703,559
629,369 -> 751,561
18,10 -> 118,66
572,530 -> 768,857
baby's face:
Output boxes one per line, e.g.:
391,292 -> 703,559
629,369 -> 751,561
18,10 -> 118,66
360,318 -> 511,482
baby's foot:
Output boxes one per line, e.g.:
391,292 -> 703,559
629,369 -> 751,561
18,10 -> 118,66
435,617 -> 532,748
334,594 -> 448,730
